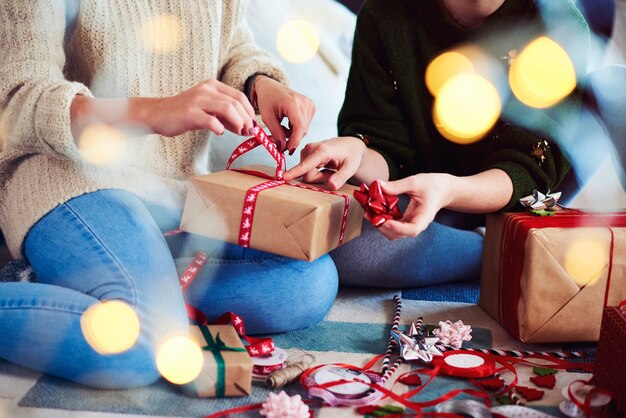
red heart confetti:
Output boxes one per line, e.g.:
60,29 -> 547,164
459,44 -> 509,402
530,374 -> 556,389
516,385 -> 545,401
399,374 -> 422,386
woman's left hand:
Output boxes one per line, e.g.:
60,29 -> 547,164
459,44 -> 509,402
253,76 -> 316,154
376,173 -> 453,240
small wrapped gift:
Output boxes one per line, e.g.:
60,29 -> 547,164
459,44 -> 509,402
180,164 -> 364,261
185,324 -> 253,397
592,302 -> 626,411
479,211 -> 626,343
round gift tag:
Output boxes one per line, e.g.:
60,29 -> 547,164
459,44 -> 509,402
559,382 -> 611,418
312,366 -> 372,397
251,347 -> 288,378
433,352 -> 496,379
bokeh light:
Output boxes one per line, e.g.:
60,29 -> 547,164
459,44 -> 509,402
156,335 -> 204,385
509,36 -> 576,109
276,20 -> 320,64
78,123 -> 126,165
434,73 -> 501,144
80,300 -> 140,355
425,51 -> 475,97
564,234 -> 609,287
140,14 -> 185,53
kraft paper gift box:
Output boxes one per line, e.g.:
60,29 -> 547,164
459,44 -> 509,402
180,165 -> 364,261
184,324 -> 253,398
592,302 -> 626,411
479,211 -> 626,343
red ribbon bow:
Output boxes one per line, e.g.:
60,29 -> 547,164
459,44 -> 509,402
354,180 -> 403,227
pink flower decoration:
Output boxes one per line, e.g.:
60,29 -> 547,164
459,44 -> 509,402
261,391 -> 310,418
433,320 -> 472,349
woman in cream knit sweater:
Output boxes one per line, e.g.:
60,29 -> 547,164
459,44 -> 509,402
0,0 -> 337,388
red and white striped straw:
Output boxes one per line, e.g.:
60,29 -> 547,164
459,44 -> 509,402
435,345 -> 586,359
381,295 -> 402,375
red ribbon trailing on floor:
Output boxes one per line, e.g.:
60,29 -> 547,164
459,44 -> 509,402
178,251 -> 275,357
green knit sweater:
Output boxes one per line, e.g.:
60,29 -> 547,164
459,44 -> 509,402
339,0 -> 589,210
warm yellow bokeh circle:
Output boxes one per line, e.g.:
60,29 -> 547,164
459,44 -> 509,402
564,237 -> 609,287
140,14 -> 185,53
80,300 -> 141,355
276,20 -> 320,64
156,335 -> 204,385
425,51 -> 475,97
79,123 -> 126,165
434,73 -> 502,144
509,36 -> 576,109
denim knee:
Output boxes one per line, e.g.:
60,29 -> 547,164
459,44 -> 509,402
74,338 -> 162,389
258,254 -> 338,334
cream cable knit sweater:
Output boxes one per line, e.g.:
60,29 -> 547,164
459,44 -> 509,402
0,0 -> 288,258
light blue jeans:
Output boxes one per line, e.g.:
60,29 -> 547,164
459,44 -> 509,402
0,189 -> 338,388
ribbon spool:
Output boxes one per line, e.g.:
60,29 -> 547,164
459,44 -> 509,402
432,352 -> 496,379
251,347 -> 288,379
312,366 -> 373,398
559,381 -> 612,418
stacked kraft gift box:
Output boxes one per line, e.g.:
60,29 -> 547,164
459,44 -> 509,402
480,211 -> 626,412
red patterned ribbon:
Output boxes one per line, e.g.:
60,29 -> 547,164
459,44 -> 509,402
226,124 -> 349,250
178,251 -> 208,292
253,363 -> 284,376
211,311 -> 275,357
498,211 -> 626,339
226,123 -> 285,180
354,180 -> 403,227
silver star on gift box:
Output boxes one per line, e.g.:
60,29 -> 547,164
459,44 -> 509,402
390,320 -> 443,363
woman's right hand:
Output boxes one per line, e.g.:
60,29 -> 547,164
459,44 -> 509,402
133,79 -> 256,137
284,136 -> 367,190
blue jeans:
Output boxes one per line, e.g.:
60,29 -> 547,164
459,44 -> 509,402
0,189 -> 338,388
330,201 -> 484,287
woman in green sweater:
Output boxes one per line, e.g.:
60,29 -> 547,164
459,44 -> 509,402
285,0 -> 589,286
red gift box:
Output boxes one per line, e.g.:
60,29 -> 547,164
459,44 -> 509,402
592,302 -> 626,411
480,211 -> 626,343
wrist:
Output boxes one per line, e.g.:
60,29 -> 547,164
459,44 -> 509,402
127,97 -> 159,130
432,173 -> 456,208
249,75 -> 274,111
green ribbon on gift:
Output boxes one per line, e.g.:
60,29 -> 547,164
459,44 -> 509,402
199,326 -> 246,398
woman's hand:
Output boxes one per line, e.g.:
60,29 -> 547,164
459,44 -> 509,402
132,79 -> 256,137
253,76 -> 316,153
377,173 -> 453,240
284,136 -> 367,190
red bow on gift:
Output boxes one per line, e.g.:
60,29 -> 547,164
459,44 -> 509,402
354,180 -> 403,227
